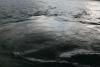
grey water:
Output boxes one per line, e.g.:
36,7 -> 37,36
0,0 -> 100,67
0,0 -> 100,23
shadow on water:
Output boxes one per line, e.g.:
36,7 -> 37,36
11,48 -> 100,67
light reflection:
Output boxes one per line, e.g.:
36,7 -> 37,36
86,1 -> 100,19
28,16 -> 65,32
28,0 -> 100,35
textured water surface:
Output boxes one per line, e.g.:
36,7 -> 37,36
0,0 -> 100,67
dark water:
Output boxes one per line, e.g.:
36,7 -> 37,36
0,0 -> 100,67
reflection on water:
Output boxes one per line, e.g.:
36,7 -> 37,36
0,0 -> 100,23
0,0 -> 100,25
27,0 -> 100,35
83,1 -> 100,22
1,0 -> 100,67
0,0 -> 89,24
41,17 -> 65,31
